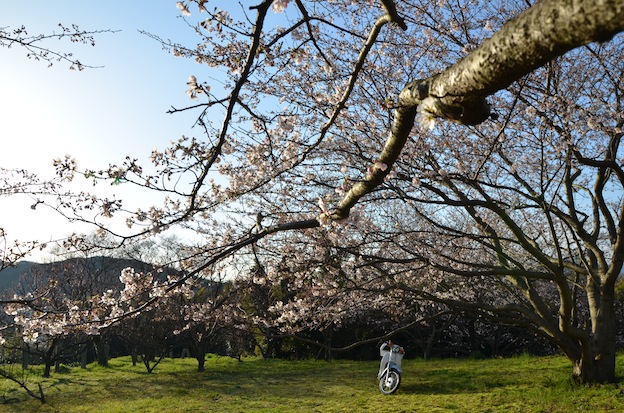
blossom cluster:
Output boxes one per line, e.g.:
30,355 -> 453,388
272,0 -> 290,13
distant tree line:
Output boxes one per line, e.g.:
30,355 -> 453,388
2,251 -> 624,379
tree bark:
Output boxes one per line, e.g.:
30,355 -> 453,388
81,347 -> 88,369
95,338 -> 109,367
43,360 -> 52,379
574,287 -> 617,383
196,349 -> 206,373
191,339 -> 206,372
42,339 -> 59,378
399,0 -> 624,125
21,344 -> 29,370
131,348 -> 138,367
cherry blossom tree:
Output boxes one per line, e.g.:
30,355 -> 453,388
10,0 -> 624,384
171,277 -> 251,371
0,256 -> 125,378
1,286 -> 89,378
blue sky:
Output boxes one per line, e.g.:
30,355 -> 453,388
2,1 -> 208,259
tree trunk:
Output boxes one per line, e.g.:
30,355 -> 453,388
95,339 -> 110,367
80,347 -> 88,369
131,348 -> 138,367
572,352 -> 616,384
142,351 -> 164,374
197,351 -> 206,373
467,318 -> 481,357
42,342 -> 57,378
43,360 -> 52,378
571,334 -> 616,384
558,285 -> 617,384
21,344 -> 29,370
491,327 -> 502,358
574,291 -> 617,383
194,340 -> 207,372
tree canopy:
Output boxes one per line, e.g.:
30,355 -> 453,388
2,0 -> 624,384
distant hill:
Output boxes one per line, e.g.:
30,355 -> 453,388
0,261 -> 36,291
0,256 -> 176,295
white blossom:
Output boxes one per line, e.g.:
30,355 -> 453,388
272,0 -> 290,13
176,2 -> 192,16
412,175 -> 421,187
374,161 -> 388,171
417,97 -> 437,131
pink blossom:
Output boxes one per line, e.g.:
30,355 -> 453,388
374,161 -> 388,171
272,0 -> 290,13
412,175 -> 421,187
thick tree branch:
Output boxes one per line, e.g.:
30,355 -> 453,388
331,0 -> 624,221
401,0 -> 624,125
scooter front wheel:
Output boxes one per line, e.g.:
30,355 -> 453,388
379,370 -> 401,395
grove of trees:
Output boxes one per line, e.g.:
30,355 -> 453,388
2,0 -> 624,387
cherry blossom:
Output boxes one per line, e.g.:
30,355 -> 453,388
272,0 -> 290,14
176,2 -> 192,16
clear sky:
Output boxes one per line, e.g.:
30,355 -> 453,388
2,1 -> 206,260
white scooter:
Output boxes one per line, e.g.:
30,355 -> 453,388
377,341 -> 405,395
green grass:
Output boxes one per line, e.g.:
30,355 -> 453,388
1,354 -> 624,412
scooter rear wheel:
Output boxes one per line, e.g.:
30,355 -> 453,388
379,370 -> 401,395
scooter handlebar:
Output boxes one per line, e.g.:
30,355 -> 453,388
380,341 -> 405,354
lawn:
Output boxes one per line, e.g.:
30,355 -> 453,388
1,353 -> 624,412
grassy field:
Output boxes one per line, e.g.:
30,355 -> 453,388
1,353 -> 624,412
